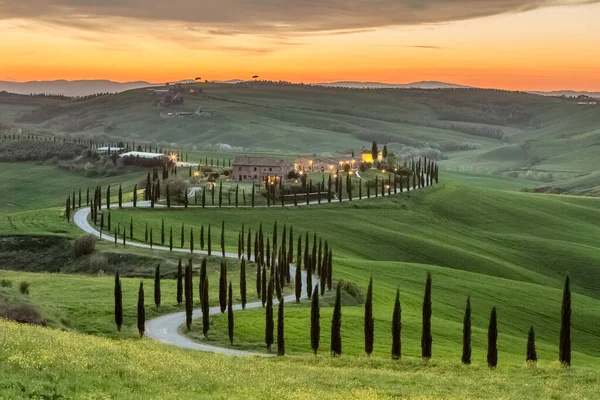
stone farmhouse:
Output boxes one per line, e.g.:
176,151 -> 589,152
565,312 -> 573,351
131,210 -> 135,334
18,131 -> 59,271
231,156 -> 289,183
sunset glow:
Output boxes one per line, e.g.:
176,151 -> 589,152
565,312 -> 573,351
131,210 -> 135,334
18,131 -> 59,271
1,1 -> 599,91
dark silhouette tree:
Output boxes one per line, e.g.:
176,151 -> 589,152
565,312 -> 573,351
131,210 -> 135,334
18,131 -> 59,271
202,277 -> 209,337
219,260 -> 227,313
190,228 -> 194,253
200,225 -> 205,250
118,185 -> 123,208
277,297 -> 285,356
154,264 -> 161,308
256,262 -> 261,298
421,272 -> 432,359
185,260 -> 193,330
364,277 -> 374,356
180,223 -> 185,248
391,288 -> 402,360
487,307 -> 498,368
462,296 -> 472,365
527,325 -> 537,363
176,259 -> 183,305
137,282 -> 145,337
240,257 -> 247,309
169,227 -> 173,251
382,144 -> 388,159
221,221 -> 225,257
228,282 -> 234,345
106,185 -> 111,209
331,282 -> 342,356
295,264 -> 302,302
265,276 -> 274,351
114,272 -> 123,331
133,184 -> 138,207
199,258 -> 207,304
261,265 -> 267,307
311,284 -> 320,355
559,276 -> 571,366
207,225 -> 212,255
371,141 -> 378,162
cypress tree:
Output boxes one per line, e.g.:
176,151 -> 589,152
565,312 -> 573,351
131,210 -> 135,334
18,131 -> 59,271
247,228 -> 252,261
295,264 -> 302,302
202,186 -> 206,208
306,262 -> 312,299
107,211 -> 111,231
114,272 -> 123,331
228,282 -> 234,345
277,297 -> 285,356
190,228 -> 194,253
169,227 -> 173,251
137,282 -> 145,337
106,185 -> 111,209
265,276 -> 274,351
288,226 -> 294,264
202,277 -> 210,337
65,197 -> 71,221
221,221 -> 225,257
261,265 -> 267,307
251,183 -> 255,207
207,225 -> 212,255
176,259 -> 183,305
462,296 -> 472,365
256,262 -> 262,298
559,276 -> 571,366
487,307 -> 498,368
331,282 -> 342,356
161,219 -> 165,245
235,185 -> 239,208
100,212 -> 104,236
185,260 -> 193,330
133,184 -> 138,207
237,232 -> 241,259
391,288 -> 401,360
364,277 -> 374,356
527,325 -> 537,363
218,181 -> 223,207
199,258 -> 207,304
327,249 -> 333,291
311,284 -> 320,354
86,187 -> 90,206
240,257 -> 247,309
149,228 -> 153,248
154,264 -> 161,308
421,272 -> 432,359
200,225 -> 205,250
219,260 -> 227,313
118,185 -> 123,208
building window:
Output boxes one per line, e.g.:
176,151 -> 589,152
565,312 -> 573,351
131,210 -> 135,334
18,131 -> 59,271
254,167 -> 257,171
239,167 -> 242,171
254,175 -> 257,179
269,167 -> 272,172
243,175 -> 247,179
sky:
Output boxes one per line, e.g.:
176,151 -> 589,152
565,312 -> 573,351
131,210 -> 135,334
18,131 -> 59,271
1,0 -> 599,91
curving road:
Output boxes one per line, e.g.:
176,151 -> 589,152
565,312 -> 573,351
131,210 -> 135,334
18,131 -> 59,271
73,175 -> 427,356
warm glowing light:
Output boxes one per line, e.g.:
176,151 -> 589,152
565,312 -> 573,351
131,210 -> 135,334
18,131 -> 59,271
329,165 -> 334,170
349,171 -> 354,175
333,174 -> 338,178
309,160 -> 313,165
381,170 -> 385,173
169,153 -> 178,162
299,171 -> 304,176
193,171 -> 200,177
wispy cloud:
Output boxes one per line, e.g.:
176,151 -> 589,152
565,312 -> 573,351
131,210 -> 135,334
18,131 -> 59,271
407,45 -> 442,50
1,1 -> 597,35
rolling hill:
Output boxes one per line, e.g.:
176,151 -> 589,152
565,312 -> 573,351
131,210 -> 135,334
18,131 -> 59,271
1,83 -> 598,195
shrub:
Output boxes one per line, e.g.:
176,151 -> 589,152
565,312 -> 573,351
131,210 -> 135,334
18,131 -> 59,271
0,279 -> 12,288
19,281 -> 30,295
74,234 -> 96,257
1,303 -> 46,325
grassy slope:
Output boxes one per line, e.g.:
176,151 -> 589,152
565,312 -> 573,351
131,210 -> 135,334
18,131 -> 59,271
105,181 -> 600,364
2,320 -> 599,400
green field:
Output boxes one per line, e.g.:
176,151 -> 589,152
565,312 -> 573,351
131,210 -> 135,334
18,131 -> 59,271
0,85 -> 599,398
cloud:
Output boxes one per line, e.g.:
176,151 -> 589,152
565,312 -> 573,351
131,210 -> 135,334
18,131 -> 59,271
0,0 -> 597,34
407,45 -> 442,50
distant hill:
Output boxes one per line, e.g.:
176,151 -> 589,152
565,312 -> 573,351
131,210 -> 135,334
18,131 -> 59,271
316,81 -> 472,89
0,80 -> 158,97
529,90 -> 600,99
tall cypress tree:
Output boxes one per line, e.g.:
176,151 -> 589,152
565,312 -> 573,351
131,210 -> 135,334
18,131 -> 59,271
161,219 -> 165,245
106,185 -> 111,209
221,221 -> 225,257
202,277 -> 209,337
176,259 -> 183,305
392,288 -> 401,360
462,296 -> 472,365
261,265 -> 267,307
527,325 -> 537,363
200,225 -> 205,250
169,227 -> 173,251
265,276 -> 274,351
364,277 -> 374,356
180,223 -> 185,248
306,261 -> 312,299
240,257 -> 247,309
190,228 -> 194,253
331,282 -> 342,356
199,258 -> 207,304
295,264 -> 302,302
247,228 -> 252,261
114,272 -> 123,331
118,185 -> 123,208
256,262 -> 262,298
219,260 -> 227,313
421,272 -> 433,359
207,225 -> 212,256
487,307 -> 498,368
185,260 -> 193,330
277,297 -> 285,356
311,284 -> 320,354
559,276 -> 571,366
154,265 -> 161,308
228,282 -> 234,345
137,282 -> 145,337
133,184 -> 138,207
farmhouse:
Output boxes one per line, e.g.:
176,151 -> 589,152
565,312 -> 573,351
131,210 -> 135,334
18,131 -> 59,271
119,151 -> 169,160
361,150 -> 383,163
231,156 -> 288,183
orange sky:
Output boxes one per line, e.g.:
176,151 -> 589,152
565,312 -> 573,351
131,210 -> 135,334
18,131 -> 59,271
1,2 -> 600,91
